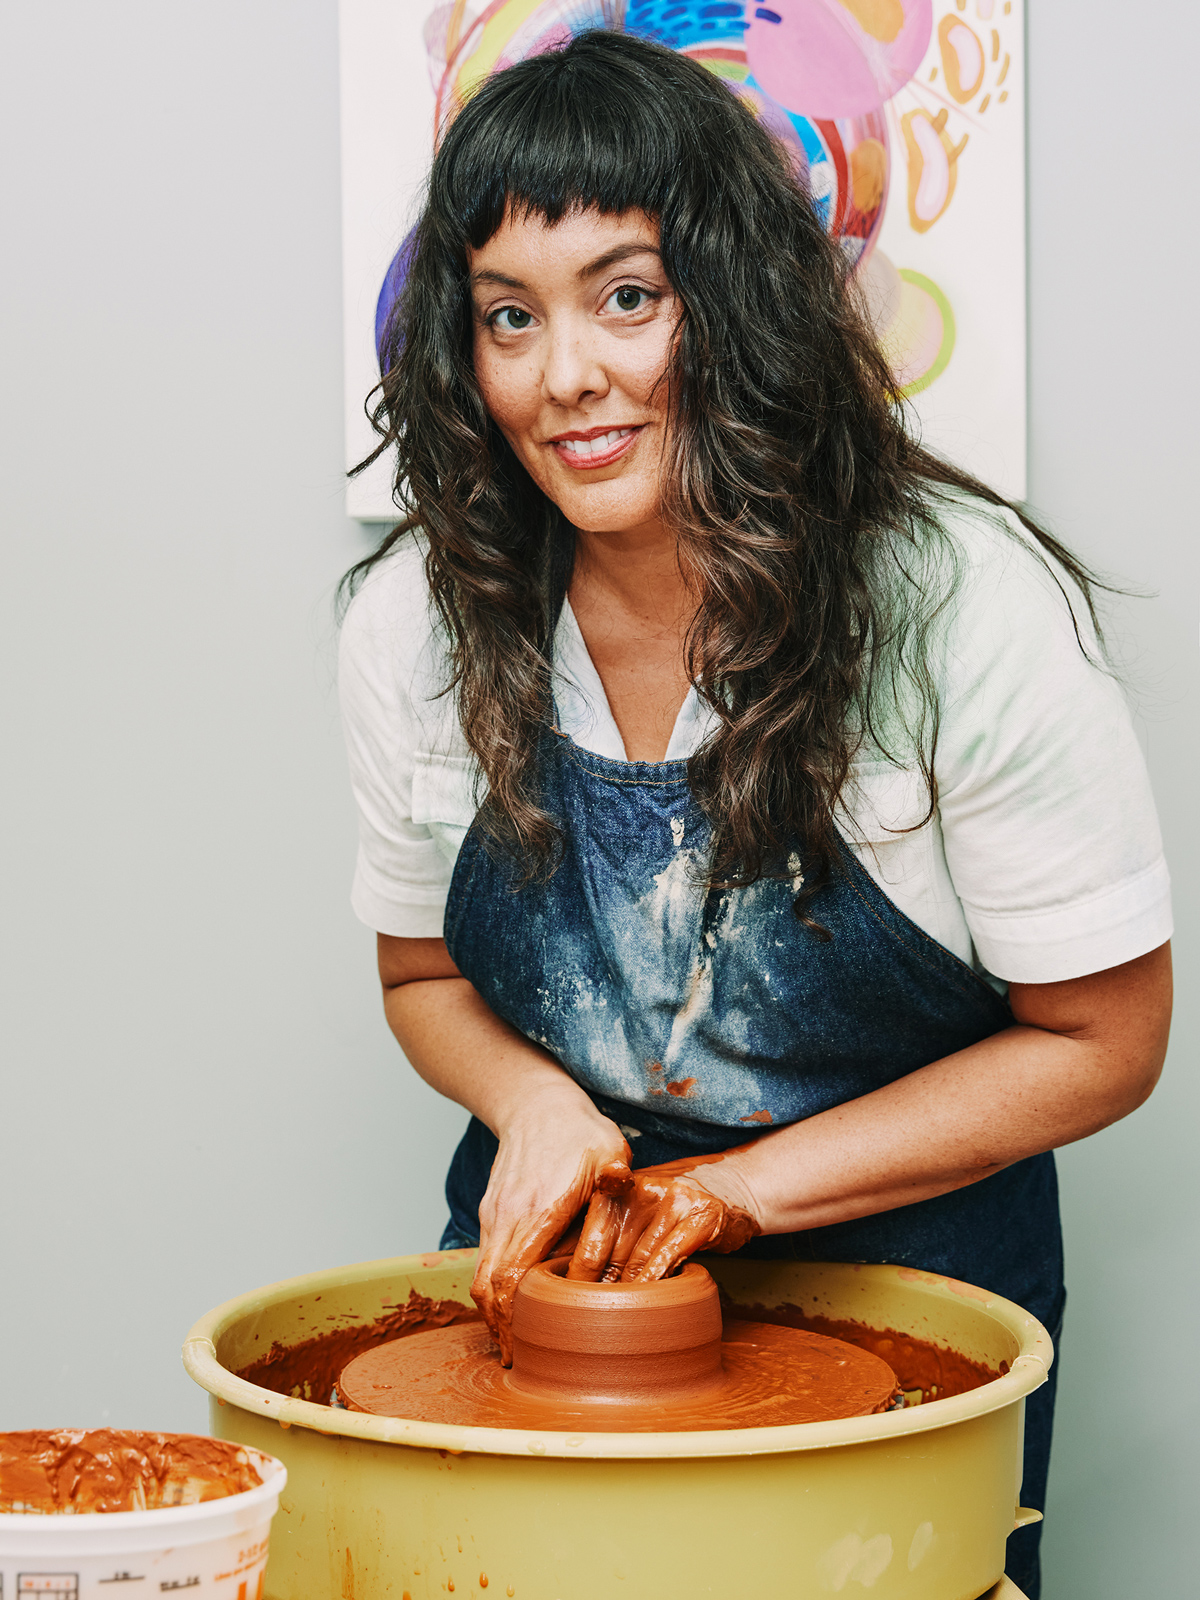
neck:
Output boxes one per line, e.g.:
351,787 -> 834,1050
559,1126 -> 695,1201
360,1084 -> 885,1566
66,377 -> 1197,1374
570,519 -> 693,635
566,518 -> 698,763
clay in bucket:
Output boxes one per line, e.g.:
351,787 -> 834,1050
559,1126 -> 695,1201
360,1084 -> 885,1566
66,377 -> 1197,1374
337,1260 -> 902,1432
0,1431 -> 263,1514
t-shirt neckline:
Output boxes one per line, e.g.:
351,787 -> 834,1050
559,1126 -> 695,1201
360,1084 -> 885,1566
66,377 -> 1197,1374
554,598 -> 715,764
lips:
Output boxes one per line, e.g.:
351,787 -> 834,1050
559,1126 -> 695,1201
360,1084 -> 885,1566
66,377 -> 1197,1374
549,425 -> 641,470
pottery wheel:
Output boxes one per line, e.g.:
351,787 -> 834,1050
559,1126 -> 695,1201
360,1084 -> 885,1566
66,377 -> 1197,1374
337,1261 -> 900,1433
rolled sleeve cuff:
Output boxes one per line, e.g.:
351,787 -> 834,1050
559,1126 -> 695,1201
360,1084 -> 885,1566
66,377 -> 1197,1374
966,857 -> 1173,984
351,869 -> 450,939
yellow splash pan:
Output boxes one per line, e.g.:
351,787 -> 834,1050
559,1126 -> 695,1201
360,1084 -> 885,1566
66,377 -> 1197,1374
183,1251 -> 1051,1600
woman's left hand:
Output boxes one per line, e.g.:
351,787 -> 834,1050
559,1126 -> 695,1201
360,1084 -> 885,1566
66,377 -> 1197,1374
566,1149 -> 763,1283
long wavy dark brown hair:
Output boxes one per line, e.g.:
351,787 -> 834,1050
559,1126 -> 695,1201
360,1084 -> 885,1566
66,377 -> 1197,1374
344,29 -> 1103,912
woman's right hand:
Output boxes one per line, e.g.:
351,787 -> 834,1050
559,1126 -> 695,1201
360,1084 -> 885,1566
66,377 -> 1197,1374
471,1087 -> 633,1364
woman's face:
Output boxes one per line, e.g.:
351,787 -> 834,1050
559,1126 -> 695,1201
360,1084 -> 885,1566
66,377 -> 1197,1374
469,207 -> 678,540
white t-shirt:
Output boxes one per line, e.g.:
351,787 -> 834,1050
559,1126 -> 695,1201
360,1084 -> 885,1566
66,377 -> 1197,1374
338,501 -> 1171,986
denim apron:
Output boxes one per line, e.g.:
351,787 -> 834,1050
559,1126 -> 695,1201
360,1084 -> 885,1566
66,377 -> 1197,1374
440,730 -> 1063,1597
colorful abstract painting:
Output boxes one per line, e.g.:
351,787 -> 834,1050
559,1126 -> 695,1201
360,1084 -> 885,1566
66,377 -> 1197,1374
341,0 -> 1025,519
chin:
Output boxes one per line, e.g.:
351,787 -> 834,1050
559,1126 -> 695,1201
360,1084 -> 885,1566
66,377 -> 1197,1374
547,483 -> 662,535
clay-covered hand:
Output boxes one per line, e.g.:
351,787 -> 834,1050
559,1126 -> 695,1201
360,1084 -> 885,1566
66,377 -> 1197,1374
471,1092 -> 633,1365
566,1150 -> 762,1284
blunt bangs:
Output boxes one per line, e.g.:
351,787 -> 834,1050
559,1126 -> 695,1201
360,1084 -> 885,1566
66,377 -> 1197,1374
432,31 -> 748,251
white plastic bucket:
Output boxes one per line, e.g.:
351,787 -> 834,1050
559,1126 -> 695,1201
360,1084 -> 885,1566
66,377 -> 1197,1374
0,1442 -> 285,1599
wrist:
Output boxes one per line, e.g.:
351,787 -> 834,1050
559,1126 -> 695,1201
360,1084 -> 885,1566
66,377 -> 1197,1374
487,1064 -> 604,1141
696,1150 -> 773,1233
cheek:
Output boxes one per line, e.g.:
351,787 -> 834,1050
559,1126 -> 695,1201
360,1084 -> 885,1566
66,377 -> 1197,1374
622,331 -> 675,418
472,345 -> 504,425
473,343 -> 535,440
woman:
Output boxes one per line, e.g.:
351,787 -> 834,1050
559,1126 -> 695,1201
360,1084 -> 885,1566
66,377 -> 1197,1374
339,32 -> 1171,1596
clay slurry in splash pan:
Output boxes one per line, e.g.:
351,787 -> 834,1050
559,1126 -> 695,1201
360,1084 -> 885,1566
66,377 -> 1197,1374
337,1261 -> 902,1432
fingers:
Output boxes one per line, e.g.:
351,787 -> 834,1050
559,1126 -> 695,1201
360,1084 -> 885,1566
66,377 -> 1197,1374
621,1192 -> 761,1281
595,1159 -> 634,1197
553,1215 -> 585,1260
470,1204 -> 545,1361
487,1260 -> 529,1366
569,1173 -> 721,1284
626,1207 -> 723,1282
602,1196 -> 655,1279
490,1205 -> 583,1364
620,1192 -> 722,1281
469,1239 -> 506,1348
471,1200 -> 533,1356
566,1191 -> 625,1280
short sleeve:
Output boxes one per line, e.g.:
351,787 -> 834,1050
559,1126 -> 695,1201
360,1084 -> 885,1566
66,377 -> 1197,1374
337,548 -> 458,938
933,508 -> 1172,983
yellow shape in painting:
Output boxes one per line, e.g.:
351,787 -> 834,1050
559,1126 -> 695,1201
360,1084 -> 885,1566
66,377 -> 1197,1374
938,14 -> 985,102
698,55 -> 751,83
454,0 -> 547,103
850,138 -> 888,213
444,0 -> 471,61
877,270 -> 956,398
835,0 -> 906,44
901,108 -> 967,232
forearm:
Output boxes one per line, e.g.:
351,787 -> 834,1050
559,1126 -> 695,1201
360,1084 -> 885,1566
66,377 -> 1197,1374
720,1015 -> 1163,1236
384,975 -> 596,1136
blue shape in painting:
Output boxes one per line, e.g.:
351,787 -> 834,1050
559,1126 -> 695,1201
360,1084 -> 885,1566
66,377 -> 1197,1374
375,226 -> 418,363
625,0 -> 746,49
773,95 -> 833,228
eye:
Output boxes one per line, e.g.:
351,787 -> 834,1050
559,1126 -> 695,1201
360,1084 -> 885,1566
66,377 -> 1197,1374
609,285 -> 649,312
492,306 -> 533,330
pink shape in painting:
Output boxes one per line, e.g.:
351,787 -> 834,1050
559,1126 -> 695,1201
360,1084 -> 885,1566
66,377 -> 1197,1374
746,0 -> 933,120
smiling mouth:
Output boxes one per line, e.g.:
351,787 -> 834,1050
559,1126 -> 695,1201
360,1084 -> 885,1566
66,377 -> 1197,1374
550,426 -> 641,469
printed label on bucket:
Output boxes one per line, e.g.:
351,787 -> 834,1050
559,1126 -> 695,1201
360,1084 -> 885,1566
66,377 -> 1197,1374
2,1522 -> 272,1599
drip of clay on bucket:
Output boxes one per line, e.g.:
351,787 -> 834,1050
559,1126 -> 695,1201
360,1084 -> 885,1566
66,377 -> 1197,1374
0,1431 -> 263,1515
337,1261 -> 903,1432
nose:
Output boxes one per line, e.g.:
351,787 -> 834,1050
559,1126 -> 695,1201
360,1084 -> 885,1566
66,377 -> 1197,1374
541,315 -> 610,409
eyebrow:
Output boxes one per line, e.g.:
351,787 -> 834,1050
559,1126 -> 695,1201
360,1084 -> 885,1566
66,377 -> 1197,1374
469,241 -> 662,293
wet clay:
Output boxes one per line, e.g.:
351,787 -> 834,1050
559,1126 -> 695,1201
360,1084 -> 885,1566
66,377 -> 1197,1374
733,1301 -> 1001,1401
509,1262 -> 725,1404
237,1289 -> 480,1403
0,1431 -> 261,1515
235,1283 -> 1000,1419
337,1262 -> 901,1432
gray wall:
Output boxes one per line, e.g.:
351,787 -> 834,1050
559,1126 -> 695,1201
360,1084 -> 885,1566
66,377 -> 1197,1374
2,4 -> 1195,1595
1028,5 -> 1200,1593
0,0 -> 470,1427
